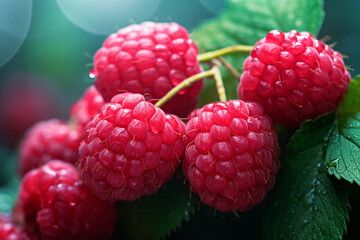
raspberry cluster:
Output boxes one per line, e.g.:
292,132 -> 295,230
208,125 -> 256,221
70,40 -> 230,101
3,20 -> 352,239
14,22 -> 203,238
238,30 -> 351,127
78,93 -> 186,201
183,100 -> 279,211
17,160 -> 116,240
93,22 -> 204,117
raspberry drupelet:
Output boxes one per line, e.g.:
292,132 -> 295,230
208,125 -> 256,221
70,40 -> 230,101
93,21 -> 204,117
0,214 -> 29,240
238,30 -> 351,128
78,93 -> 186,201
183,100 -> 279,212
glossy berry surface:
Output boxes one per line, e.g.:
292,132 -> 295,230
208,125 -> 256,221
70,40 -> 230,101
238,30 -> 351,127
70,85 -> 105,131
19,119 -> 81,176
78,93 -> 186,201
18,160 -> 116,240
93,21 -> 203,117
183,100 -> 279,212
0,214 -> 29,240
187,108 -> 201,119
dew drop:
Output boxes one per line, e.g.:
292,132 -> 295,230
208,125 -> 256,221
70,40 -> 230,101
327,158 -> 339,168
303,189 -> 314,206
89,68 -> 95,78
301,219 -> 309,229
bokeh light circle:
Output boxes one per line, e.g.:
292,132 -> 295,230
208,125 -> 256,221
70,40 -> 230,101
57,0 -> 162,35
0,0 -> 32,67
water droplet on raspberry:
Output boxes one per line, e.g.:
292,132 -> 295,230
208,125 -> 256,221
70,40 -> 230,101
89,68 -> 95,78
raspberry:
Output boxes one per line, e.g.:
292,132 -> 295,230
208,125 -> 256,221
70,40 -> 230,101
19,119 -> 81,176
93,21 -> 204,117
78,93 -> 186,201
0,214 -> 29,240
187,108 -> 201,119
70,85 -> 105,131
17,160 -> 116,240
238,30 -> 351,127
183,100 -> 279,212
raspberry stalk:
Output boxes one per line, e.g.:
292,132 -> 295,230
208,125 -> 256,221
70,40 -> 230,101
155,61 -> 226,108
197,45 -> 254,62
212,59 -> 227,102
218,57 -> 241,79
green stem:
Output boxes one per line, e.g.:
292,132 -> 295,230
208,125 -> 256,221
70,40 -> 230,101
155,63 -> 227,108
213,64 -> 227,102
155,69 -> 215,108
197,45 -> 253,62
218,57 -> 241,79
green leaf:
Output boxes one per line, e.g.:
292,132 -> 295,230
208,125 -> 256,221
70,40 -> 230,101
115,178 -> 195,240
337,76 -> 360,113
263,115 -> 349,240
286,113 -> 335,156
325,76 -> 360,185
264,77 -> 360,238
192,0 -> 324,105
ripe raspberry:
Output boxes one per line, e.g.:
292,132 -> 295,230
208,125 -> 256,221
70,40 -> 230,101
238,30 -> 351,128
187,108 -> 201,119
70,85 -> 105,131
93,21 -> 204,117
17,160 -> 116,240
183,100 -> 279,212
78,93 -> 186,201
0,214 -> 29,240
19,119 -> 81,176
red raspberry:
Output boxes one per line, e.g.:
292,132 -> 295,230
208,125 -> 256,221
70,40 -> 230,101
238,30 -> 351,128
183,100 -> 279,212
187,108 -> 201,119
93,21 -> 204,117
19,119 -> 81,176
70,85 -> 105,131
0,214 -> 29,240
17,160 -> 116,240
78,93 -> 186,201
